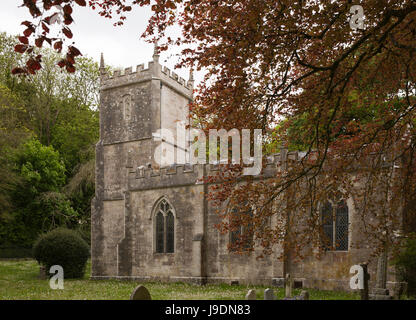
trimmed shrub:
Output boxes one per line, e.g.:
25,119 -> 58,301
33,228 -> 90,279
0,245 -> 32,258
75,227 -> 91,247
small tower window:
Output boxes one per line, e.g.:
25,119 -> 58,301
123,95 -> 132,121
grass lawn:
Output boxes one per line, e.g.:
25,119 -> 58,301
0,259 -> 360,300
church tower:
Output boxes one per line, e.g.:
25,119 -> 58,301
91,47 -> 194,277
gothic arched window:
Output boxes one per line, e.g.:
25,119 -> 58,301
335,200 -> 349,251
321,200 -> 349,251
166,212 -> 175,253
156,212 -> 165,253
154,199 -> 175,253
229,206 -> 254,252
321,201 -> 333,250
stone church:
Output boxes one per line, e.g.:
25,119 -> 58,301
91,48 -> 401,293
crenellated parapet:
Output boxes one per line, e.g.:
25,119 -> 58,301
100,55 -> 193,100
128,163 -> 204,191
159,65 -> 193,98
127,150 -> 317,191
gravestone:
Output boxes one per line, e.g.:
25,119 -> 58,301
264,288 -> 274,300
376,250 -> 388,289
38,265 -> 47,280
272,278 -> 285,288
392,281 -> 407,300
285,273 -> 293,298
130,285 -> 152,300
282,290 -> 309,300
370,249 -> 393,300
245,289 -> 256,300
299,290 -> 309,300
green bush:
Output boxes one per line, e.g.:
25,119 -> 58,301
394,237 -> 416,296
0,245 -> 32,259
75,227 -> 91,247
33,228 -> 90,279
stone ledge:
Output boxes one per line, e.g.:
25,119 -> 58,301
91,275 -> 208,285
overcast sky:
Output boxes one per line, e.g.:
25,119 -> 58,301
0,0 -> 199,82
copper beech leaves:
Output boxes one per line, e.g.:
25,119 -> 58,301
12,54 -> 42,75
41,23 -> 50,33
133,0 -> 416,258
56,45 -> 82,73
54,41 -> 63,52
23,27 -> 34,37
18,37 -> 29,45
14,44 -> 28,54
13,0 -> 416,258
74,0 -> 87,6
14,0 -> 87,74
63,4 -> 73,15
26,56 -> 42,74
35,37 -> 45,48
14,0 -> 141,74
63,27 -> 73,39
11,67 -> 27,75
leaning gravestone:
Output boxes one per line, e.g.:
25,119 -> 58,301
38,265 -> 47,280
298,290 -> 309,300
245,289 -> 256,300
369,250 -> 393,300
282,290 -> 310,300
264,288 -> 275,300
285,273 -> 293,298
392,281 -> 407,300
130,285 -> 152,300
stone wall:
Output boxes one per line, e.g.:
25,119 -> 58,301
129,185 -> 205,282
91,52 -> 401,293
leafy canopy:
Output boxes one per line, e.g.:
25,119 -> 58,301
14,1 -> 416,258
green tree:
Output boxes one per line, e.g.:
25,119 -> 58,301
14,139 -> 66,199
0,32 -> 99,252
6,140 -> 74,245
0,84 -> 30,213
0,33 -> 99,173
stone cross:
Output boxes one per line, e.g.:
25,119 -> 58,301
130,285 -> 152,300
245,289 -> 256,300
264,288 -> 275,300
285,273 -> 293,298
376,249 -> 388,289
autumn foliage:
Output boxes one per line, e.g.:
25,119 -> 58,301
15,1 -> 416,260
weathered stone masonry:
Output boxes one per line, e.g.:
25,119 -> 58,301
91,49 -> 402,293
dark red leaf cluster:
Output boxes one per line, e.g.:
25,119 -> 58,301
11,0 -> 416,259
57,46 -> 82,73
75,0 -> 87,6
26,55 -> 42,74
63,27 -> 73,39
11,54 -> 42,75
14,0 -> 90,73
